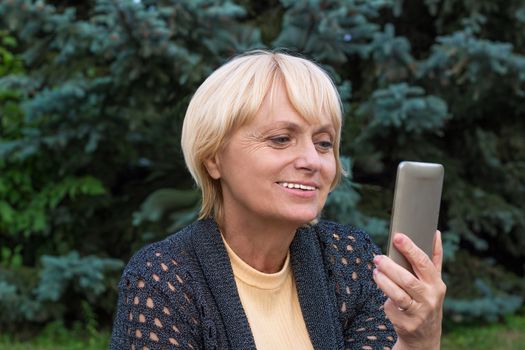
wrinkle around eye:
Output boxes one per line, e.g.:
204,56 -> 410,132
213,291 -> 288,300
237,133 -> 275,153
242,128 -> 296,149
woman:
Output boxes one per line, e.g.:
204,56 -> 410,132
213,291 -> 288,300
110,50 -> 446,350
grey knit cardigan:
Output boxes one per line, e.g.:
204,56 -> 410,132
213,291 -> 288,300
110,219 -> 397,349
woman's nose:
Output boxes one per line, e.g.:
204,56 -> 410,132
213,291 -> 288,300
294,141 -> 321,172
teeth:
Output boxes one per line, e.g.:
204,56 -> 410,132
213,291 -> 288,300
280,182 -> 316,191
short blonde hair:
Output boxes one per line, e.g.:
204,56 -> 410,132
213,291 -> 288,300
181,50 -> 344,220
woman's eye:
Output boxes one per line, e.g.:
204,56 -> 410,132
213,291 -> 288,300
316,140 -> 333,151
270,136 -> 291,145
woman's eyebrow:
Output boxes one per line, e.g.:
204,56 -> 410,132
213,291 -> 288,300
258,121 -> 335,136
268,121 -> 334,131
269,121 -> 300,131
314,124 -> 336,135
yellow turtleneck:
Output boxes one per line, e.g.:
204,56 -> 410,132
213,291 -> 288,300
222,235 -> 314,350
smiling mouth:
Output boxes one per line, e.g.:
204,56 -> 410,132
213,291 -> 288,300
277,182 -> 317,191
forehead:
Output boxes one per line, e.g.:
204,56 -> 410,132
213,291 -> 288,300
248,79 -> 336,130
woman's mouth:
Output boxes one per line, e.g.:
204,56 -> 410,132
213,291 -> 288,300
277,182 -> 317,191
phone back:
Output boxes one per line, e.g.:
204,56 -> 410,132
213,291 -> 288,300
387,161 -> 444,273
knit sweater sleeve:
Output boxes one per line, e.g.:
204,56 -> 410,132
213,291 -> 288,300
109,241 -> 202,350
317,222 -> 397,350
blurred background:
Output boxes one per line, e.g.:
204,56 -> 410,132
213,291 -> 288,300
0,0 -> 524,349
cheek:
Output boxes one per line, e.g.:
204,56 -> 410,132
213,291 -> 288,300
322,156 -> 337,182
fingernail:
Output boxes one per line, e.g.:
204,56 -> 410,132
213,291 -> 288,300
394,233 -> 404,244
373,255 -> 382,265
373,268 -> 379,276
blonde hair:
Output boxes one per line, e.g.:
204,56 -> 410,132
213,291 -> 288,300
181,50 -> 344,220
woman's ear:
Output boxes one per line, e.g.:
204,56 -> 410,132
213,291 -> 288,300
204,155 -> 221,180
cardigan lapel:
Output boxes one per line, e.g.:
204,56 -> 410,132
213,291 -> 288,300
291,226 -> 340,350
190,219 -> 257,350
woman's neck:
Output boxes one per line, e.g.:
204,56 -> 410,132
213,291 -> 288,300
218,215 -> 300,273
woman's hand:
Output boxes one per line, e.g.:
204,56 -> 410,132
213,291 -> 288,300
372,231 -> 447,350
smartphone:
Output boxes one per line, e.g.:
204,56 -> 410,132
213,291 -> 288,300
387,161 -> 444,275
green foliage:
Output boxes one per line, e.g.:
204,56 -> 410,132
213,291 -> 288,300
0,0 -> 524,332
0,32 -> 22,76
35,251 -> 123,303
274,0 -> 389,63
357,83 -> 449,134
132,188 -> 200,227
0,251 -> 122,329
0,172 -> 106,236
81,300 -> 101,347
0,276 -> 42,325
0,245 -> 22,269
0,280 -> 23,322
445,292 -> 522,323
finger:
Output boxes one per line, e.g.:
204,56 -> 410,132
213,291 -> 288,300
374,255 -> 425,300
373,268 -> 415,311
432,230 -> 443,275
393,233 -> 439,282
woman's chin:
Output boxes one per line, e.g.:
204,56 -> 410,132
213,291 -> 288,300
280,210 -> 320,226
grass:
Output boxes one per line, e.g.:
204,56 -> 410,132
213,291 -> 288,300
441,314 -> 525,350
0,321 -> 109,350
1,315 -> 524,349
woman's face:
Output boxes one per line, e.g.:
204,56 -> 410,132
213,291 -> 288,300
206,82 -> 337,227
